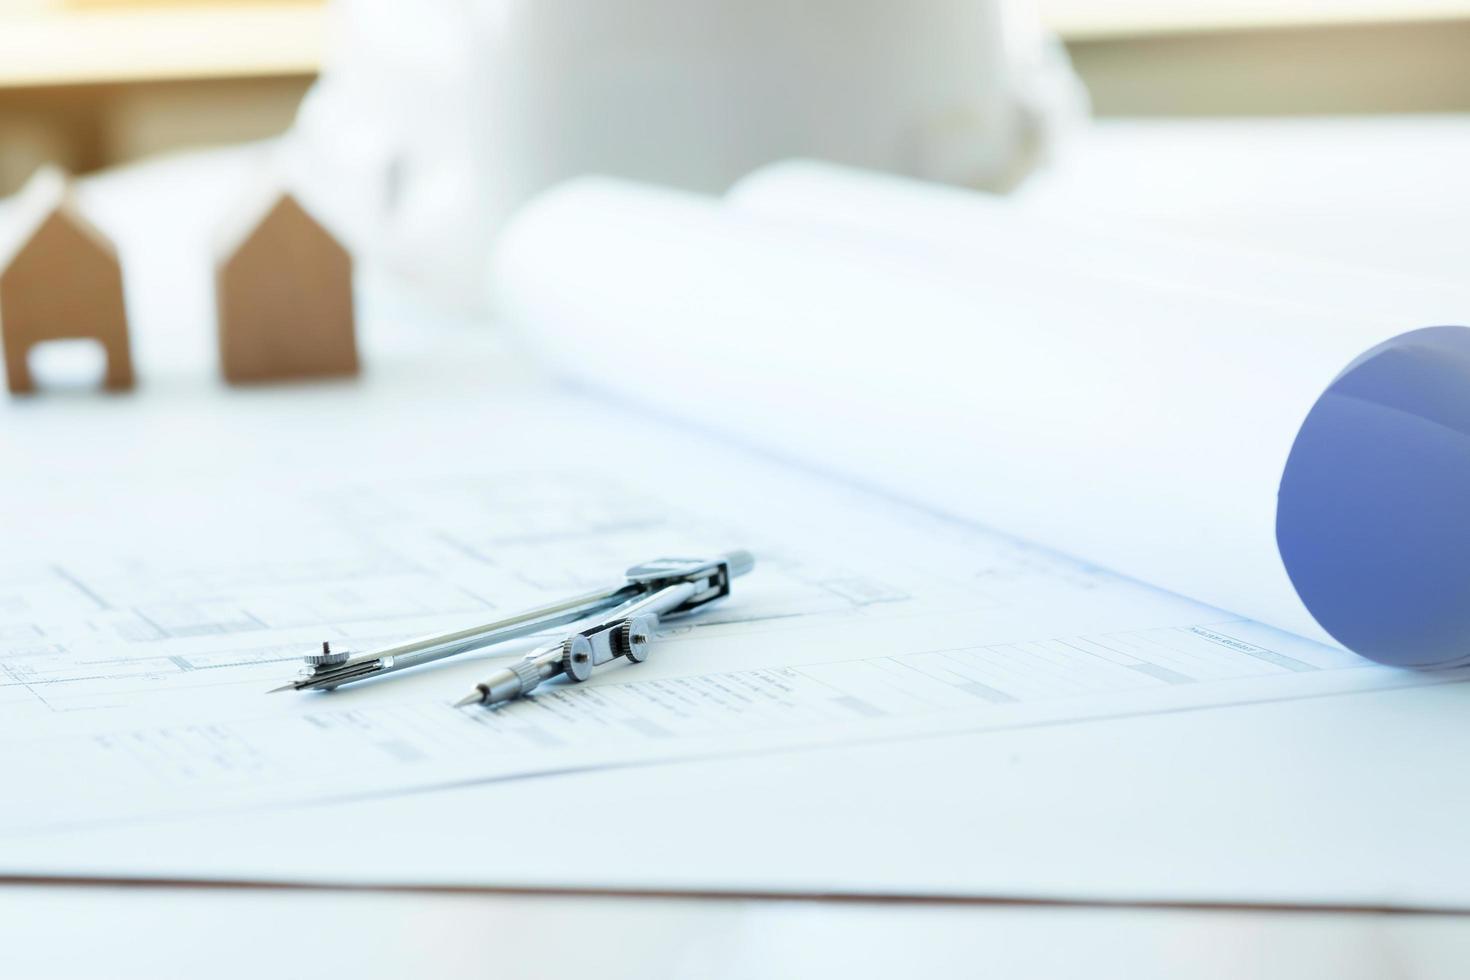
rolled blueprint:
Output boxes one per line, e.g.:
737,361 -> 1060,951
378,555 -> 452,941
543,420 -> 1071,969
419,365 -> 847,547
490,166 -> 1470,668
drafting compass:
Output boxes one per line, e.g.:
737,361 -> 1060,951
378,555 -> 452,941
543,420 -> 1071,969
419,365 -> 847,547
271,550 -> 753,707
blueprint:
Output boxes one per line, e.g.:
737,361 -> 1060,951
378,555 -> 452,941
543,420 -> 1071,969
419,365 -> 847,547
0,379 -> 1450,838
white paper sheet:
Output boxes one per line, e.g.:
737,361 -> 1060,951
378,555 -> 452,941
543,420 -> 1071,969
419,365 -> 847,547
8,141 -> 1470,906
6,372 -> 1442,838
12,678 -> 1470,909
492,169 -> 1470,667
4,367 -> 1468,907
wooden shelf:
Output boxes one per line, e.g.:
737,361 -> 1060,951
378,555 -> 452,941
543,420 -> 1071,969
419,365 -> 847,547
0,2 -> 325,89
1042,0 -> 1470,39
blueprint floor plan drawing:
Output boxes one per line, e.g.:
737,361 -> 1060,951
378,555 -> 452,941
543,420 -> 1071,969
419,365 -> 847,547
0,379 -> 1450,839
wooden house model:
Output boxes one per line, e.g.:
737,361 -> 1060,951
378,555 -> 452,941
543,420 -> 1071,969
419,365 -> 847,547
215,187 -> 358,384
0,167 -> 134,395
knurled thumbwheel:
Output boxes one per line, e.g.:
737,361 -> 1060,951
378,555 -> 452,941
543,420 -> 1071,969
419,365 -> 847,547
305,641 -> 350,668
561,634 -> 594,682
616,615 -> 656,663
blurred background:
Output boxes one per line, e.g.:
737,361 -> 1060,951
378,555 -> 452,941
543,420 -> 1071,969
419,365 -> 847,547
3,0 -> 1470,197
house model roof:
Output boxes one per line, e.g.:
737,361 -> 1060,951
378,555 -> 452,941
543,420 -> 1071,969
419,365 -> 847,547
213,177 -> 341,265
0,166 -> 117,275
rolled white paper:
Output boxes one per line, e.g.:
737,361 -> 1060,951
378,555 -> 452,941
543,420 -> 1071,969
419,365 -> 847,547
491,167 -> 1470,667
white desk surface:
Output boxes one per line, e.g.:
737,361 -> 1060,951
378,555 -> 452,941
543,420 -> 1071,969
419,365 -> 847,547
4,883 -> 1470,980
5,117 -> 1470,973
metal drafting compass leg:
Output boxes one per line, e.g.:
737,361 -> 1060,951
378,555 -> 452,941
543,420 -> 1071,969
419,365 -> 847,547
452,574 -> 702,708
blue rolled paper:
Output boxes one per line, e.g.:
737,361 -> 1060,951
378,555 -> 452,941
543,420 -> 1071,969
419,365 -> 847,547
1278,325 -> 1470,667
